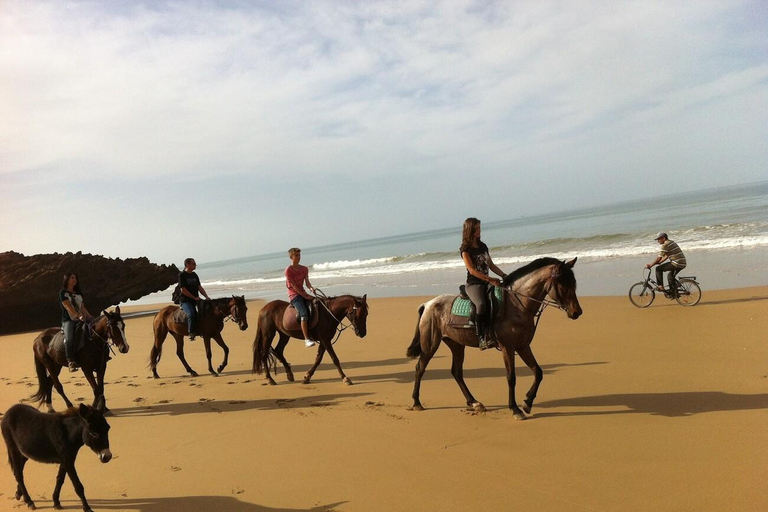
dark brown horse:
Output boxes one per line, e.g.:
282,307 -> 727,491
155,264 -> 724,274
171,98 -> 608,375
149,295 -> 248,378
252,294 -> 368,386
32,308 -> 129,414
406,257 -> 582,420
2,397 -> 111,512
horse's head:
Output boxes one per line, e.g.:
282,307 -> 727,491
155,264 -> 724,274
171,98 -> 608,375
229,295 -> 248,331
546,258 -> 582,320
102,306 -> 129,353
346,294 -> 368,338
79,396 -> 112,463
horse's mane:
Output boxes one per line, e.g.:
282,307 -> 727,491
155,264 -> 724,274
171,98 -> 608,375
502,257 -> 566,287
319,294 -> 369,310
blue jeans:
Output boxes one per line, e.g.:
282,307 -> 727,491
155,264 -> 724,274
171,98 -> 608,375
62,320 -> 78,360
290,296 -> 310,321
181,301 -> 197,334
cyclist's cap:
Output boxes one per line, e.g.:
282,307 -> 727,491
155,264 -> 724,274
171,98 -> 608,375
654,232 -> 667,240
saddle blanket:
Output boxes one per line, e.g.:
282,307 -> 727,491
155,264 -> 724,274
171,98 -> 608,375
50,326 -> 85,355
449,286 -> 503,328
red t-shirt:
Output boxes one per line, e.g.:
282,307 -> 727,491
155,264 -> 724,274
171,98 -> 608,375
285,265 -> 309,301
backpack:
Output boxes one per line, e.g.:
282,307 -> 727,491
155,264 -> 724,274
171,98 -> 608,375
171,284 -> 182,304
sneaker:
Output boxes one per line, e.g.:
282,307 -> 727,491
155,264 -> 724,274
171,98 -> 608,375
305,339 -> 317,348
67,361 -> 79,372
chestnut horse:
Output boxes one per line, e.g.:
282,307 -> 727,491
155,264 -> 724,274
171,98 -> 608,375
149,295 -> 248,378
32,307 -> 129,414
406,257 -> 582,420
252,294 -> 368,386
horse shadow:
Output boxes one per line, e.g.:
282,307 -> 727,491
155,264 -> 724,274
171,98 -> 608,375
533,391 -> 768,418
108,392 -> 373,418
68,496 -> 346,512
221,356 -> 412,378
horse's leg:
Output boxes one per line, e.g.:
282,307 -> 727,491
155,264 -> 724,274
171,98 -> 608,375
516,345 -> 543,415
81,368 -> 100,407
64,463 -> 92,512
6,443 -> 33,508
202,336 -> 218,376
150,323 -> 168,379
273,333 -> 293,382
410,334 -> 441,412
324,340 -> 353,385
501,345 -> 525,420
48,365 -> 74,410
303,343 -> 327,384
444,339 -> 484,412
52,463 -> 67,509
212,334 -> 229,375
172,332 -> 198,377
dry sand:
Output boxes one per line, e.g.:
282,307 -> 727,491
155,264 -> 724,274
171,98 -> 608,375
1,288 -> 766,512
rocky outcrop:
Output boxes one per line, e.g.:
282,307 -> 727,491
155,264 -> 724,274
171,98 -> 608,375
0,251 -> 179,335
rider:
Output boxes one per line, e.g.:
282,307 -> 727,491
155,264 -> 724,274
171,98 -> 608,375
178,258 -> 211,340
59,272 -> 93,372
285,247 -> 318,348
645,232 -> 687,295
460,218 -> 507,350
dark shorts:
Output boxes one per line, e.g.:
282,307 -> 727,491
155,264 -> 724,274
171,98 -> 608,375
290,296 -> 310,321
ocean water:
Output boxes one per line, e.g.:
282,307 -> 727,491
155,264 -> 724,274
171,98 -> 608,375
129,181 -> 768,305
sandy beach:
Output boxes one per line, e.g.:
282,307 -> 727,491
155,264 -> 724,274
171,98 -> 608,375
1,288 -> 766,512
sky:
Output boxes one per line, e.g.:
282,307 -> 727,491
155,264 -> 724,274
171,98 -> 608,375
1,0 -> 767,266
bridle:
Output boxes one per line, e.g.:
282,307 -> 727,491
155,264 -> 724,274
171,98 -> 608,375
314,289 -> 366,345
506,266 -> 570,331
85,315 -> 124,357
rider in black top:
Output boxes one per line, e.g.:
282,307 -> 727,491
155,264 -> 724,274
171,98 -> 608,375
178,258 -> 210,340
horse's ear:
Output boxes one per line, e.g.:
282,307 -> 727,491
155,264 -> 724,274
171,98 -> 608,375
565,258 -> 577,268
94,395 -> 106,413
78,403 -> 90,418
115,305 -> 121,315
362,294 -> 367,302
102,310 -> 109,317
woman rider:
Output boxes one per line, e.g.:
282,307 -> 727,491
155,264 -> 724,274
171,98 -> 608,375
59,272 -> 93,372
460,218 -> 507,350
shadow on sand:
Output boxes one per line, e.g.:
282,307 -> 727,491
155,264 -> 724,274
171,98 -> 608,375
534,391 -> 768,418
51,496 -> 346,512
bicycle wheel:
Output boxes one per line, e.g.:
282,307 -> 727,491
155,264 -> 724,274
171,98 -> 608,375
675,279 -> 701,306
629,282 -> 655,308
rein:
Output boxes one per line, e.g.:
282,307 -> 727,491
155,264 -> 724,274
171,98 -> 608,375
85,318 -> 118,357
314,289 -> 358,345
506,273 -> 568,333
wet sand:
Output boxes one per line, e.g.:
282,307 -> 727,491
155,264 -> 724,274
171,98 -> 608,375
1,288 -> 766,512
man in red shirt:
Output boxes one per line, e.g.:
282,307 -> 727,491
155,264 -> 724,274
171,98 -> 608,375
285,247 -> 317,347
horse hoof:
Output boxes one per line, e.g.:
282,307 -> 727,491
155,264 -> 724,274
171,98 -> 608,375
303,374 -> 312,384
267,379 -> 277,386
522,403 -> 532,414
217,366 -> 225,374
152,373 -> 160,379
408,405 -> 424,412
286,373 -> 295,382
471,402 -> 486,413
513,412 -> 526,421
343,377 -> 353,386
210,372 -> 219,377
189,371 -> 198,377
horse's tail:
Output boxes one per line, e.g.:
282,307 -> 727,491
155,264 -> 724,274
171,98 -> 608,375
406,304 -> 426,358
31,355 -> 50,404
252,321 -> 266,374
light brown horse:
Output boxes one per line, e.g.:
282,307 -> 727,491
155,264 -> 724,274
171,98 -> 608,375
149,296 -> 248,378
252,294 -> 368,386
406,257 -> 582,420
32,308 -> 129,414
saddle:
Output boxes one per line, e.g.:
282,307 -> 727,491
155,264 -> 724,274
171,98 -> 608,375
449,285 -> 504,329
172,301 -> 209,324
51,323 -> 87,357
282,300 -> 319,332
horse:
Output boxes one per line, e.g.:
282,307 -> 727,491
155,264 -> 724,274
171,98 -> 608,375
32,307 -> 129,414
149,295 -> 248,378
252,294 -> 369,386
2,396 -> 111,512
406,257 -> 582,420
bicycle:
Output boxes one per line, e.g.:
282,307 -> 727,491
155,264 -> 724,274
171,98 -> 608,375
628,268 -> 701,308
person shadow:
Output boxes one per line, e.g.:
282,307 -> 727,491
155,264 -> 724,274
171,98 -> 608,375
66,496 -> 346,512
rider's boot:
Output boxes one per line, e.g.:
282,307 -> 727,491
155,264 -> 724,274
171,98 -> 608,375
477,317 -> 497,350
64,340 -> 79,372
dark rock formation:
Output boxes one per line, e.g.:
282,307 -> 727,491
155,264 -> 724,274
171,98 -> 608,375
0,251 -> 179,335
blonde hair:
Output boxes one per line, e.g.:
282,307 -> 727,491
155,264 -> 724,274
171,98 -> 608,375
288,248 -> 301,257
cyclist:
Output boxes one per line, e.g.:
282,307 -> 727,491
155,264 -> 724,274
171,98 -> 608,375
645,232 -> 687,295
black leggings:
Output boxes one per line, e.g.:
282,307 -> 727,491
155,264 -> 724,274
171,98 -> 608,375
465,282 -> 490,317
656,262 -> 683,288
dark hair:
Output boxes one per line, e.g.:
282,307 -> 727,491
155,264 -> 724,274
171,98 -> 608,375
460,217 -> 481,253
184,258 -> 196,268
62,272 -> 82,294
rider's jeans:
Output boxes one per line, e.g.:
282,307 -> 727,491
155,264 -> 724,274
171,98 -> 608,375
62,320 -> 77,360
181,301 -> 197,334
291,296 -> 310,322
656,262 -> 684,289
